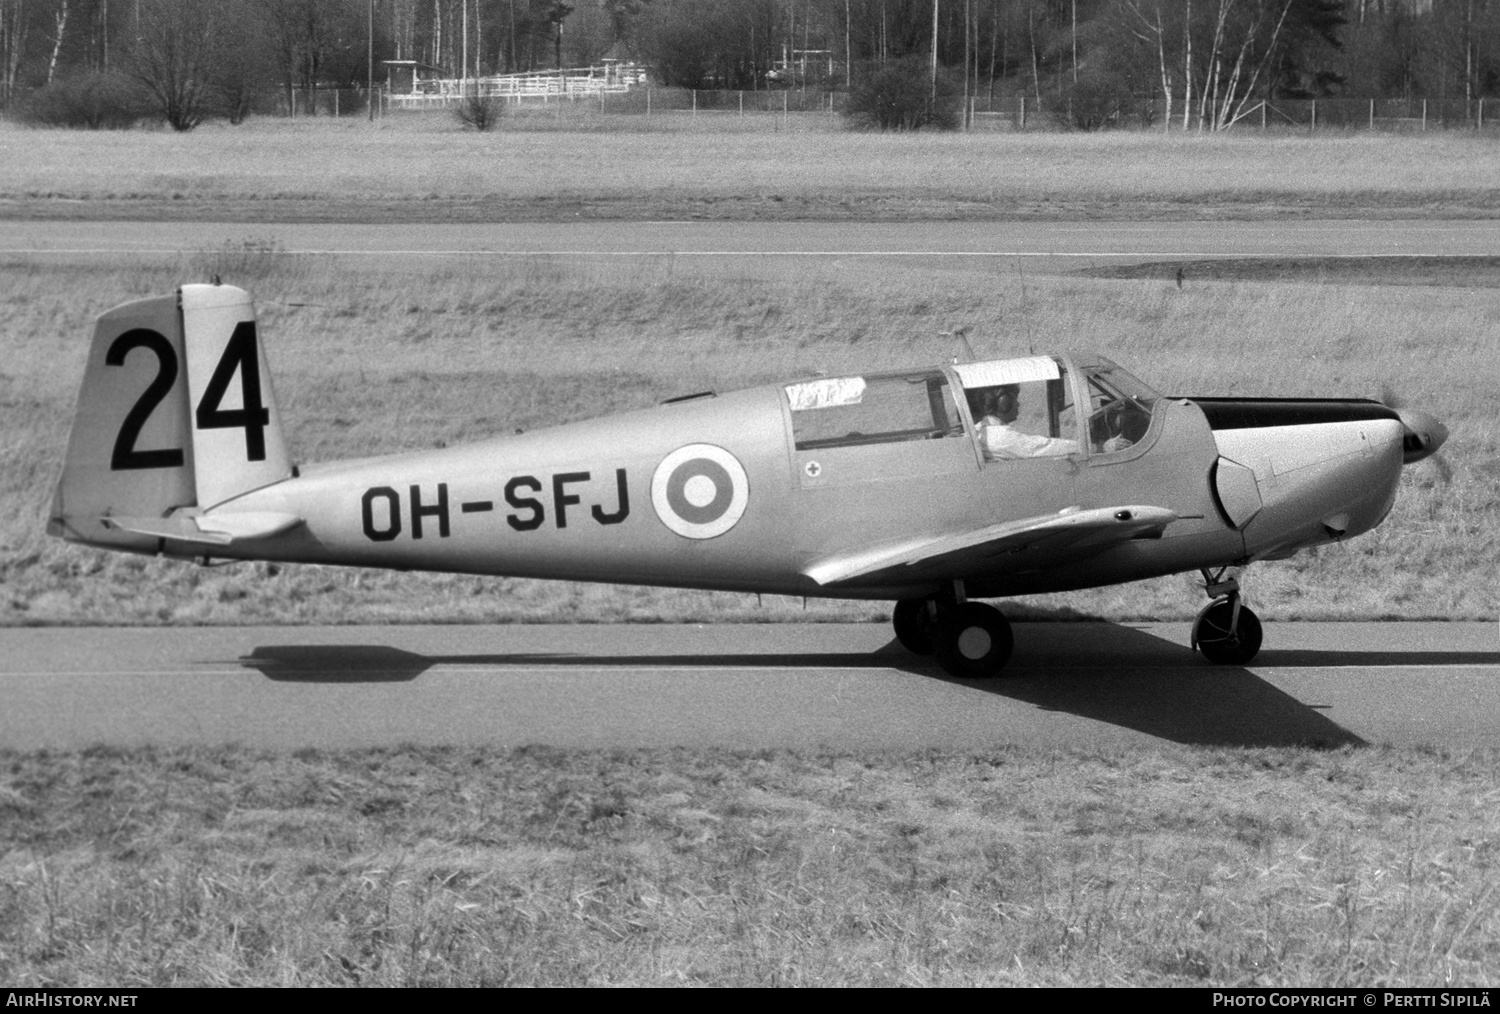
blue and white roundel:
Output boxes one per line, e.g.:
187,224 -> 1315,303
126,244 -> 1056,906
651,444 -> 749,539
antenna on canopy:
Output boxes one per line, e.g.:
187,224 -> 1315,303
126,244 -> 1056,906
942,327 -> 977,364
1016,262 -> 1036,355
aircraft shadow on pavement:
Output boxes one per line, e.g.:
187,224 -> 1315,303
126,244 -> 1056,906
238,644 -> 935,684
1255,648 -> 1500,667
239,621 -> 1421,748
243,645 -> 437,684
915,622 -> 1364,749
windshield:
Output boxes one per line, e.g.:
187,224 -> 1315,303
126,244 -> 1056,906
1081,358 -> 1161,453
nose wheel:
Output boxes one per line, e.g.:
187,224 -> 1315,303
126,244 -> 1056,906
892,595 -> 1013,678
1192,569 -> 1263,665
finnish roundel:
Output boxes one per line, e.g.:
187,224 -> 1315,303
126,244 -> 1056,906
651,444 -> 749,539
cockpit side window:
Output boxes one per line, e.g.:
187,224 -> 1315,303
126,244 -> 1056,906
956,356 -> 1080,461
786,371 -> 964,450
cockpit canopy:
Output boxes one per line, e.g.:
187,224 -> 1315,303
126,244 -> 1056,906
783,354 -> 1161,459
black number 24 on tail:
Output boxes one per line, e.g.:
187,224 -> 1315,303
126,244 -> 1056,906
108,319 -> 268,471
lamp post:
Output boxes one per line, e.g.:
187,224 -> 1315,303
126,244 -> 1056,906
930,0 -> 938,102
367,0 -> 375,121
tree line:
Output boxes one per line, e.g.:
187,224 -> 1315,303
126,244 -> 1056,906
1,1 -> 1497,130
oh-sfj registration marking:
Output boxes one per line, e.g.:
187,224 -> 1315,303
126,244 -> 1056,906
651,444 -> 749,539
359,469 -> 630,541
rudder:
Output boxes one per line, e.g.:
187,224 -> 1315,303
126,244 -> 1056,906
179,283 -> 291,508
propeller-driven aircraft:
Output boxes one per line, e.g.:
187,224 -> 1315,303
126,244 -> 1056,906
49,284 -> 1448,678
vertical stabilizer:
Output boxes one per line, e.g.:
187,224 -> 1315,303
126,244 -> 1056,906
180,284 -> 291,508
49,285 -> 294,551
50,293 -> 195,550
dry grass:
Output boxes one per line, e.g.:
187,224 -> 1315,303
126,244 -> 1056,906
2,117 -> 1499,221
1,744 -> 1496,986
3,248 -> 1496,626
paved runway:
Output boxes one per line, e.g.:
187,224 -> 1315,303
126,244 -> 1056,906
1,622 -> 1496,751
3,219 -> 1499,262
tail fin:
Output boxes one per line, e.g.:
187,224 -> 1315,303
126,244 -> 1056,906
49,284 -> 293,551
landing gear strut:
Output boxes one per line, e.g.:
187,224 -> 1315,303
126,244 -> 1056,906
1191,567 -> 1263,665
892,583 -> 1014,678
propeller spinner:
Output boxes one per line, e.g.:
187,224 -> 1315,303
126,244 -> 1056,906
1379,385 -> 1449,466
1395,407 -> 1449,465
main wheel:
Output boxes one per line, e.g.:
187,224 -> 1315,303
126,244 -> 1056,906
934,602 -> 1014,679
1192,600 -> 1263,665
892,598 -> 939,655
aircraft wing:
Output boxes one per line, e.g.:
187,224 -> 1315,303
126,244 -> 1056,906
102,511 -> 304,547
803,505 -> 1179,588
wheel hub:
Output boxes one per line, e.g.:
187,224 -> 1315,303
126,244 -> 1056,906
956,626 -> 992,659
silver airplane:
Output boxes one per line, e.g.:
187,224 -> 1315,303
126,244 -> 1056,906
49,284 -> 1448,678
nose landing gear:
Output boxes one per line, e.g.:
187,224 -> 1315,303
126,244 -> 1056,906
892,583 -> 1014,679
1191,568 -> 1263,665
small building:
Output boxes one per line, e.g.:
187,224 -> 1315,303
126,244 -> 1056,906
383,60 -> 447,96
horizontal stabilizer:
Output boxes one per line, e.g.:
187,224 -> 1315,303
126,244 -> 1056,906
103,511 -> 303,547
804,505 -> 1178,587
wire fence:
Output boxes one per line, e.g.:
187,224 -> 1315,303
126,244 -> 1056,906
277,86 -> 1500,133
972,94 -> 1498,132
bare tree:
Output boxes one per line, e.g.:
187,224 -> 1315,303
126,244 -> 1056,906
1119,0 -> 1297,131
259,0 -> 363,115
1,0 -> 30,106
1202,0 -> 1297,130
45,0 -> 64,83
213,0 -> 276,123
260,0 -> 305,112
541,0 -> 572,68
128,0 -> 218,129
1426,0 -> 1500,109
1122,0 -> 1178,129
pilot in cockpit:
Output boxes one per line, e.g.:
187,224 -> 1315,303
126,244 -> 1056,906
974,385 -> 1079,460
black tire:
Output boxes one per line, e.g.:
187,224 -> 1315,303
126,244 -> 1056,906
934,602 -> 1014,679
892,598 -> 938,655
1192,601 -> 1263,665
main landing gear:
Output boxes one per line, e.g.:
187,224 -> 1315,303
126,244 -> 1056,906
895,568 -> 1263,676
1191,567 -> 1263,665
892,584 -> 1014,679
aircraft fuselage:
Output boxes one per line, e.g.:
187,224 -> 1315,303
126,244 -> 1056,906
164,377 -> 1409,601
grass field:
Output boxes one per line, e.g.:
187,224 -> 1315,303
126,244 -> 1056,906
2,120 -> 1499,987
2,115 -> 1500,222
2,744 -> 1497,987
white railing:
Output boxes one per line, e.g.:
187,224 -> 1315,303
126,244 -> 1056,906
388,63 -> 647,108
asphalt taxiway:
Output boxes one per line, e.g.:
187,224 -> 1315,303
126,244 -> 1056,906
3,219 -> 1499,263
1,622 -> 1496,751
